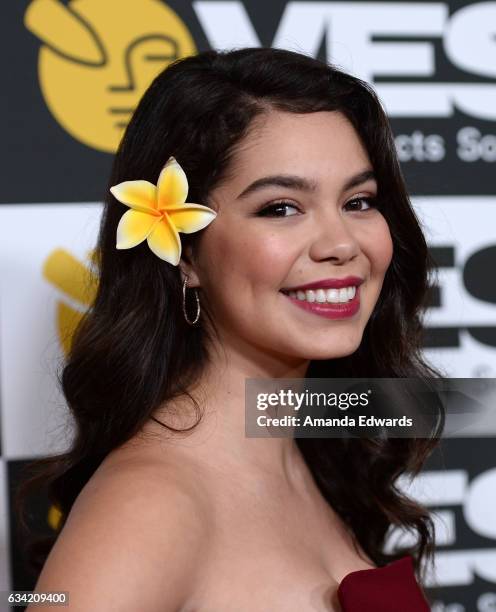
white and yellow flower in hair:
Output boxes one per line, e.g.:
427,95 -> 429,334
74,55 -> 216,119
110,156 -> 217,265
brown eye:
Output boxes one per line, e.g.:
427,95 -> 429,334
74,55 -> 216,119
256,201 -> 301,217
344,197 -> 378,212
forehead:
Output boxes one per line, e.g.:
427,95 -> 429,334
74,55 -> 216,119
224,110 -> 372,189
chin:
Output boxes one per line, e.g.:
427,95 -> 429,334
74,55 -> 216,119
289,339 -> 361,361
311,347 -> 359,360
319,335 -> 363,359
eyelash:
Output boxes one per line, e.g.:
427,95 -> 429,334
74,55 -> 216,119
256,197 -> 379,217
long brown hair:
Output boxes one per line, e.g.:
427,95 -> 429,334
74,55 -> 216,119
16,47 -> 443,583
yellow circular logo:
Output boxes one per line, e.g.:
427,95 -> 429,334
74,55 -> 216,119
25,0 -> 197,152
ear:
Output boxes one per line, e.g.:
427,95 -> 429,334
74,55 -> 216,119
179,244 -> 201,288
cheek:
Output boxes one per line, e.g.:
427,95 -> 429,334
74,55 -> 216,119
363,217 -> 393,274
208,227 -> 295,285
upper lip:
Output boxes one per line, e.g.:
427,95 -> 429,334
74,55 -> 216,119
281,276 -> 364,292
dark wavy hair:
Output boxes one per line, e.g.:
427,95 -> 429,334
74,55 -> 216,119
16,47 -> 444,587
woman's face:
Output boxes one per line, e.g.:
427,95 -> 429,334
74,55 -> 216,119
183,110 -> 393,362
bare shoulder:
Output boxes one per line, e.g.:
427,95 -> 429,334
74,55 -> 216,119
29,448 -> 211,612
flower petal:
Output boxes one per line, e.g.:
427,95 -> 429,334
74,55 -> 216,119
146,213 -> 181,265
157,156 -> 188,210
168,204 -> 217,233
116,209 -> 160,249
110,180 -> 158,213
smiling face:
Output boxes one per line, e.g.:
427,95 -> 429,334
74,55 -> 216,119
181,110 -> 393,363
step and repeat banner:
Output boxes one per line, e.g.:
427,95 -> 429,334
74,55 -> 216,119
1,1 -> 495,610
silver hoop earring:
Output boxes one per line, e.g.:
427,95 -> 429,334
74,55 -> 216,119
182,278 -> 200,325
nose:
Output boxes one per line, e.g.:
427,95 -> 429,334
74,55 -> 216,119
308,208 -> 361,264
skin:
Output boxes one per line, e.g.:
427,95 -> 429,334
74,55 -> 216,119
184,109 -> 392,365
158,109 -> 393,479
145,109 -> 393,608
32,110 -> 394,612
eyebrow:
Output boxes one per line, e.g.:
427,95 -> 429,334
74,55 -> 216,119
236,169 -> 377,199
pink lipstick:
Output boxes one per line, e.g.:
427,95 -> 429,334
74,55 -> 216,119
282,276 -> 364,291
280,278 -> 363,320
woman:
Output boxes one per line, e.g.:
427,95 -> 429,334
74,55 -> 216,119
19,47 -> 443,611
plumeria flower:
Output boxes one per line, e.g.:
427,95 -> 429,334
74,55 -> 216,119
110,156 -> 217,265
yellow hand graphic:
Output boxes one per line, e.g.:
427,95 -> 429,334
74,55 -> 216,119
43,248 -> 98,355
24,0 -> 197,152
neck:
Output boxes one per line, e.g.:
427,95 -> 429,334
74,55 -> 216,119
152,337 -> 311,489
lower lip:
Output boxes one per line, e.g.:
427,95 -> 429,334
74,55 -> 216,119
280,286 -> 361,319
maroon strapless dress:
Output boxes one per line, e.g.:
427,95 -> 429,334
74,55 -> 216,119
337,555 -> 431,611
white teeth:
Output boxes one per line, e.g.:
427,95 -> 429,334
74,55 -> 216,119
326,289 -> 339,302
316,289 -> 326,303
286,285 -> 356,304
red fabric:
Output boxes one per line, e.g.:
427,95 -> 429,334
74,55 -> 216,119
337,555 -> 430,611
